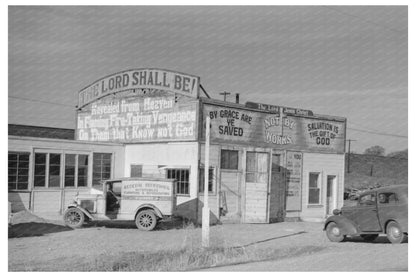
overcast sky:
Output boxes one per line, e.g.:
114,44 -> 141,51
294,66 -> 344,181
8,6 -> 408,153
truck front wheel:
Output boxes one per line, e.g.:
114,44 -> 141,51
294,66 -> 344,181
63,207 -> 85,228
135,210 -> 157,231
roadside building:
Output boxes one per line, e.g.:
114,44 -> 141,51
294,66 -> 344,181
8,68 -> 346,222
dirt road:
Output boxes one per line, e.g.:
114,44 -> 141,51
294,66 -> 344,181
8,213 -> 408,271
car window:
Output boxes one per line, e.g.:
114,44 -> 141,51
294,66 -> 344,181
112,182 -> 122,197
359,193 -> 376,206
378,192 -> 397,205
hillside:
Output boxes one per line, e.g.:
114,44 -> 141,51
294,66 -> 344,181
345,153 -> 408,189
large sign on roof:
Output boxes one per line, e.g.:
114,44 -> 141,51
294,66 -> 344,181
76,92 -> 198,143
204,104 -> 346,153
78,69 -> 200,108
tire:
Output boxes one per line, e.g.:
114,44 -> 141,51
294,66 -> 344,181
326,222 -> 346,242
361,234 -> 379,242
386,221 -> 407,244
135,210 -> 157,231
63,207 -> 85,228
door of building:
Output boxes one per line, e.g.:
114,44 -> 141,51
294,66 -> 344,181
245,152 -> 269,223
269,152 -> 286,222
219,170 -> 242,223
326,175 -> 336,215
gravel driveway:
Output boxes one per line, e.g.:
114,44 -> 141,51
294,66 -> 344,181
8,212 -> 408,271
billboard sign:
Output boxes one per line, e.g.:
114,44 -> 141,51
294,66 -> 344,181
245,101 -> 313,116
78,69 -> 200,108
77,95 -> 197,143
204,104 -> 345,153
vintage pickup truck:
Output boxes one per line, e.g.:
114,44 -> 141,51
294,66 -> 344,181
63,177 -> 176,231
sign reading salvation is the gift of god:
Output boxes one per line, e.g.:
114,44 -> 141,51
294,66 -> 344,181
78,69 -> 200,108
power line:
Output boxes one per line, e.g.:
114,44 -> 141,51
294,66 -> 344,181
9,95 -> 75,108
347,127 -> 407,138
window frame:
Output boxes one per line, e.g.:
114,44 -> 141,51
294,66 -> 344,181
220,149 -> 239,170
92,153 -> 113,187
199,166 -> 216,195
245,151 -> 269,183
166,168 -> 190,196
308,172 -> 322,205
33,149 -> 92,189
8,151 -> 30,191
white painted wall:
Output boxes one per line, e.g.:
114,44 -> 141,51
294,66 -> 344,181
301,152 -> 345,222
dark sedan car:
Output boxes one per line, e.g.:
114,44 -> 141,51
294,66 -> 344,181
324,185 -> 408,244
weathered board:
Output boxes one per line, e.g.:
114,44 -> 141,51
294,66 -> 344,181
203,103 -> 345,153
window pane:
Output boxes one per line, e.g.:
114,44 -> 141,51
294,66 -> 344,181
272,154 -> 281,172
34,176 -> 46,187
77,155 -> 88,187
35,153 -> 46,164
131,165 -> 143,177
65,177 -> 75,187
168,169 -> 189,195
309,173 -> 319,188
246,172 -> 256,182
246,152 -> 256,172
309,188 -> 320,204
93,153 -> 112,186
34,153 -> 47,187
221,150 -> 238,170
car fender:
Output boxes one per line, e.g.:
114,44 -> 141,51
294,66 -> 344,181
135,204 -> 163,218
65,205 -> 94,220
324,215 -> 360,235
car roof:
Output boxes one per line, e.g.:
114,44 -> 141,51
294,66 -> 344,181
359,185 -> 408,198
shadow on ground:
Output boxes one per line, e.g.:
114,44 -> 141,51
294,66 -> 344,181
8,222 -> 73,238
343,235 -> 408,244
84,217 -> 198,231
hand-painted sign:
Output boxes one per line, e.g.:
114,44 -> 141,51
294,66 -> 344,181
204,104 -> 345,153
78,69 -> 200,108
77,95 -> 197,142
286,151 -> 302,211
245,101 -> 313,116
122,179 -> 173,201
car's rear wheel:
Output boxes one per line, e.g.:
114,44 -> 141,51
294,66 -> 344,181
386,221 -> 407,244
360,234 -> 379,242
326,222 -> 345,242
135,210 -> 157,231
63,207 -> 85,228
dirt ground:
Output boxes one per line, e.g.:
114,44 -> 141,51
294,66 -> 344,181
8,211 -> 408,271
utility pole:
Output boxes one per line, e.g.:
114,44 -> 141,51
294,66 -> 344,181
346,139 -> 356,173
219,91 -> 231,102
202,116 -> 211,248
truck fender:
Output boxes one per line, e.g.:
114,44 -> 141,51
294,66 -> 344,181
324,215 -> 360,236
134,204 -> 163,219
65,204 -> 94,220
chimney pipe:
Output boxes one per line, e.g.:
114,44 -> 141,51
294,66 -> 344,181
236,93 -> 240,104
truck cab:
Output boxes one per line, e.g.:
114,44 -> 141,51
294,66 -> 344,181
63,177 -> 176,231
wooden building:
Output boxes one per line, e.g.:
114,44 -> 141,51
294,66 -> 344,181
8,68 -> 346,222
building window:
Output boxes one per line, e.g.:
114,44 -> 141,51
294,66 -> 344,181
93,153 -> 112,186
8,152 -> 30,190
130,164 -> 143,177
34,153 -> 47,187
246,152 -> 269,183
78,154 -> 89,187
308,173 -> 321,204
64,154 -> 89,187
34,152 -> 63,188
167,168 -> 190,195
199,167 -> 215,193
221,150 -> 238,170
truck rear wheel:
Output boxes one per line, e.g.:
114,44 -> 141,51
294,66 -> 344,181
135,210 -> 157,231
63,207 -> 85,228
